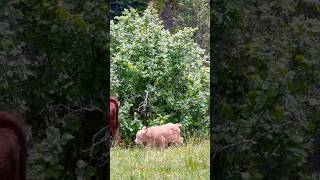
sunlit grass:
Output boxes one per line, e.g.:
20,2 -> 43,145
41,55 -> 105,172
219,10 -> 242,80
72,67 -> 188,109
111,139 -> 209,180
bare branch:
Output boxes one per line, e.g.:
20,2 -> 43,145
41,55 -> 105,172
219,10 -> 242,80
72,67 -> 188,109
80,126 -> 108,156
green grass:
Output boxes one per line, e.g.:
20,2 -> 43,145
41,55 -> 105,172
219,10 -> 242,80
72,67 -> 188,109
111,139 -> 209,180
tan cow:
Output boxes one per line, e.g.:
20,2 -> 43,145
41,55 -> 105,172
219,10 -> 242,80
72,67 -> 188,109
135,123 -> 183,148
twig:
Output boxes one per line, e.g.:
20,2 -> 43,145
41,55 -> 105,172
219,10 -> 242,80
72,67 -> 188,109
80,126 -> 108,157
138,91 -> 149,112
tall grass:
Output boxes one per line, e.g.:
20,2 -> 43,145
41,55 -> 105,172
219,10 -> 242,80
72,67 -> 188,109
111,139 -> 209,180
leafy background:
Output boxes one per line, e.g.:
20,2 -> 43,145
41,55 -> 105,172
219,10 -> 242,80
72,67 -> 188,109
212,0 -> 320,179
1,0 -> 108,179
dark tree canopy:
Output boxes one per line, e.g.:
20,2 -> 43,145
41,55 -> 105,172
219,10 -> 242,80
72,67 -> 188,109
212,0 -> 320,178
1,0 -> 108,178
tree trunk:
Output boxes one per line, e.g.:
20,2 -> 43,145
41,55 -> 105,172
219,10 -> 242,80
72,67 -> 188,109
149,0 -> 176,32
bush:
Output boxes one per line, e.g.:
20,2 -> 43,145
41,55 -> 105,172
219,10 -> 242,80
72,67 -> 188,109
111,7 -> 209,141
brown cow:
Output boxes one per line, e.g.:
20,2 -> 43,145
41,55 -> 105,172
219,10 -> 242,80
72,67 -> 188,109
0,111 -> 27,180
109,96 -> 121,145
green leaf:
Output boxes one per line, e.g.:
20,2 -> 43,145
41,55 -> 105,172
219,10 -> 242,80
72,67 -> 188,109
85,166 -> 96,177
77,160 -> 88,168
55,7 -> 71,21
294,54 -> 304,62
62,133 -> 74,142
51,25 -> 59,33
308,98 -> 319,106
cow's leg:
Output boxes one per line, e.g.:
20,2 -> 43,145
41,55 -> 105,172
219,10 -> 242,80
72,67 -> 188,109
158,136 -> 166,149
114,128 -> 121,145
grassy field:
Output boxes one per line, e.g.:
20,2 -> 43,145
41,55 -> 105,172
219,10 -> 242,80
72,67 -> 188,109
110,139 -> 209,180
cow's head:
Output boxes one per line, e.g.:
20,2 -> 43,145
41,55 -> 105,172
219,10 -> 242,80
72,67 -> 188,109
134,126 -> 147,144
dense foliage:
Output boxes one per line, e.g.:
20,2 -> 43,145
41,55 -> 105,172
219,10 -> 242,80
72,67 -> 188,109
111,8 -> 209,142
110,0 -> 149,19
212,0 -> 320,178
1,0 -> 108,179
174,0 -> 210,51
147,0 -> 210,51
110,0 -> 210,52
